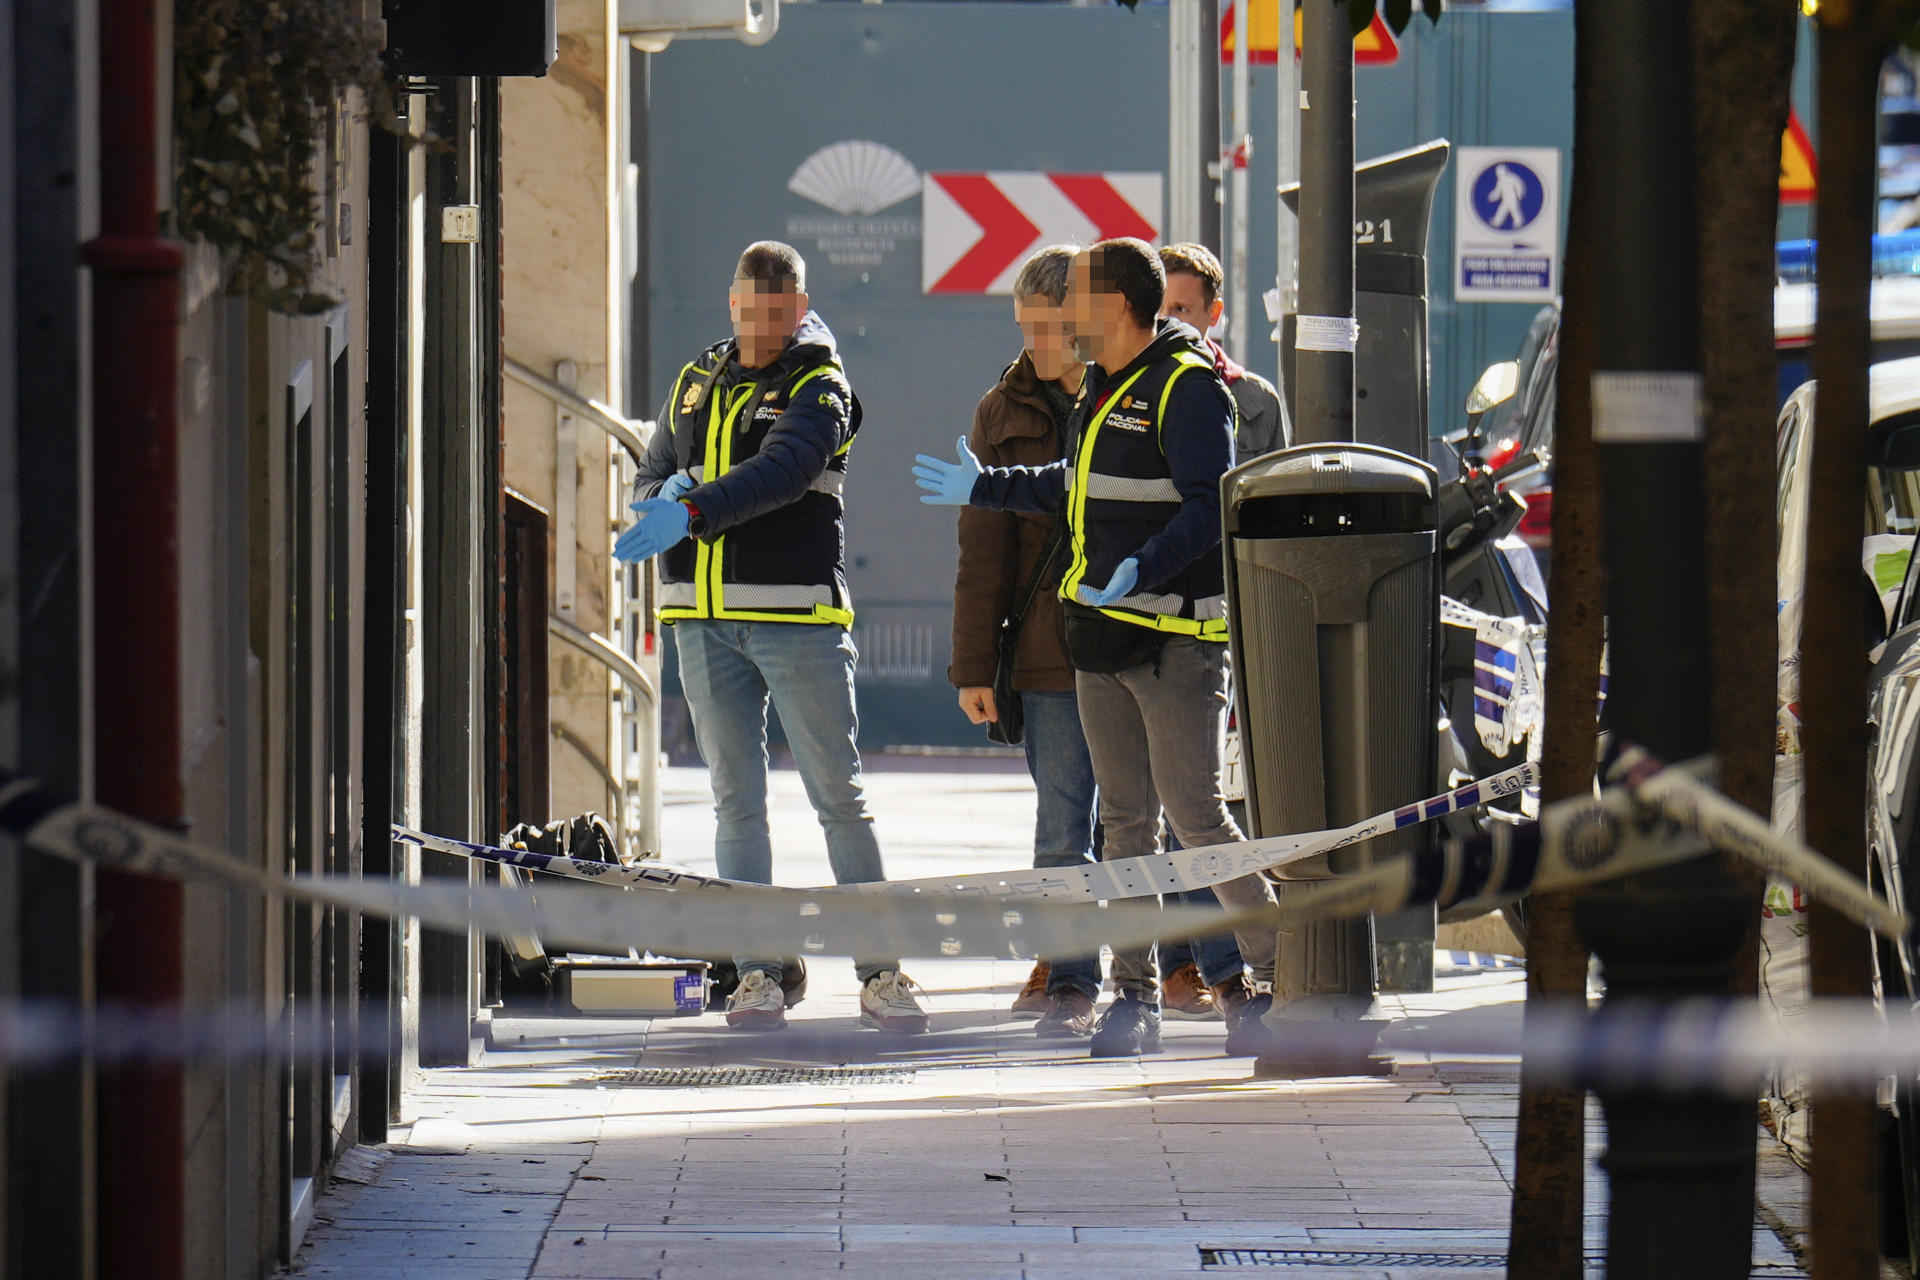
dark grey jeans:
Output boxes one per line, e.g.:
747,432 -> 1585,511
1075,637 -> 1278,1001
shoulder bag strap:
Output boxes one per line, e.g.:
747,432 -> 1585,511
1003,517 -> 1069,639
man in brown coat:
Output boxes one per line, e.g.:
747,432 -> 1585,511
946,245 -> 1102,1036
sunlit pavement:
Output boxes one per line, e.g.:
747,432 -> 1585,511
282,759 -> 1809,1279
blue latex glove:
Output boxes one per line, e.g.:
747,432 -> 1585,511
649,471 -> 695,504
615,498 -> 692,564
912,436 -> 983,506
1076,557 -> 1140,608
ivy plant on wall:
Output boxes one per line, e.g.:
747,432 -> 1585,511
174,0 -> 390,314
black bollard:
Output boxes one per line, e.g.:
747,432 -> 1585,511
1582,0 -> 1758,1274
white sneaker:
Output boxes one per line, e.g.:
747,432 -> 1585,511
859,970 -> 930,1034
725,969 -> 787,1030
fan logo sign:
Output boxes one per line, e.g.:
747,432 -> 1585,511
1453,146 -> 1561,304
784,140 -> 923,270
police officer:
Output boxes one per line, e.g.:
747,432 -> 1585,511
618,241 -> 928,1035
1153,242 -> 1288,1020
914,238 -> 1279,1058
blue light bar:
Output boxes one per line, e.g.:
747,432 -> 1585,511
1777,229 -> 1920,282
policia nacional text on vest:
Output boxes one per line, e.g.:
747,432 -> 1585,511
655,337 -> 861,627
1061,340 -> 1231,642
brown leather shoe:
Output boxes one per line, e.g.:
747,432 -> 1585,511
1162,962 -> 1221,1021
1034,989 -> 1096,1038
1010,961 -> 1052,1018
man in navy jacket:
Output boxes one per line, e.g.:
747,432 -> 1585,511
914,239 -> 1280,1059
619,241 -> 927,1036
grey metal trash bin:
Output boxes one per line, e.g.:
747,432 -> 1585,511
1280,141 -> 1450,460
1222,442 -> 1441,999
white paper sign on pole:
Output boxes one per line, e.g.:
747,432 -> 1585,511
1453,146 -> 1561,304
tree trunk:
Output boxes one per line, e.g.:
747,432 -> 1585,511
1806,8 -> 1888,1279
1691,0 -> 1797,993
1506,5 -> 1601,1275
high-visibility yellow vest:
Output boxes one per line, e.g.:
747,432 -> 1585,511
1060,349 -> 1231,641
655,352 -> 858,627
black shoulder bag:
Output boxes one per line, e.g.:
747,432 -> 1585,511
985,522 -> 1067,747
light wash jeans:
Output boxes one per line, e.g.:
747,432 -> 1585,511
1020,690 -> 1103,1000
673,619 -> 894,982
1075,638 -> 1277,1003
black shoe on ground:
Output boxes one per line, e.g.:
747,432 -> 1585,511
1034,989 -> 1097,1038
1223,992 -> 1275,1057
1089,995 -> 1163,1058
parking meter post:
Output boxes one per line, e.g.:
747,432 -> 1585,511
1278,143 -> 1451,463
1579,0 -> 1757,1273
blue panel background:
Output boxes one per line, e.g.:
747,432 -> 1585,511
646,2 -> 1577,748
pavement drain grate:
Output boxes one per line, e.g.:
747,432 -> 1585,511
1201,1250 -> 1504,1269
597,1066 -> 916,1087
1199,1249 -> 1805,1272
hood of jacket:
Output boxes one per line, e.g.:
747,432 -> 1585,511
1095,317 -> 1212,388
780,309 -> 840,371
706,309 -> 843,385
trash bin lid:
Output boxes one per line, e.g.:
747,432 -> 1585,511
1224,442 -> 1435,506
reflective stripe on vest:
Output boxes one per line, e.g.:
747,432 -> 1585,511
659,365 -> 854,628
687,463 -> 846,499
1062,351 -> 1228,641
1081,474 -> 1181,503
1111,589 -> 1228,620
662,581 -> 837,611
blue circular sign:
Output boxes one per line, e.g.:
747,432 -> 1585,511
1470,160 -> 1545,233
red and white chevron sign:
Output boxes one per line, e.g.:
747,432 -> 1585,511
921,172 -> 1163,295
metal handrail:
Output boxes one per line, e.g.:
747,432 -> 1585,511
551,723 -> 625,833
504,357 -> 652,464
549,614 -> 658,703
507,358 -> 663,859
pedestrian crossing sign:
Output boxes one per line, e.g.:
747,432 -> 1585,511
1454,146 -> 1562,304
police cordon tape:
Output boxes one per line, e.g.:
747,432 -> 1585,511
1260,749 -> 1912,940
0,746 -> 1908,975
392,762 -> 1543,903
2,995 -> 1918,1090
0,771 -> 1213,964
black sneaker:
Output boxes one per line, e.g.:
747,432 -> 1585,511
1034,989 -> 1096,1038
1223,991 -> 1275,1057
1089,995 -> 1163,1058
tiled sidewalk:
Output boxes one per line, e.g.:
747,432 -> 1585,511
281,762 -> 1810,1279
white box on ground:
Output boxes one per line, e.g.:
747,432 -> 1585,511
1453,146 -> 1560,304
559,957 -> 709,1016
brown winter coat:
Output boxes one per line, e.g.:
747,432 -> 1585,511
947,352 -> 1075,693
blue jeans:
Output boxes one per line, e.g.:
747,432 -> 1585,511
1162,888 -> 1247,988
1021,691 -> 1102,1001
673,619 -> 893,982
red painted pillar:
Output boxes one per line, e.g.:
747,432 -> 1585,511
81,0 -> 187,1273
